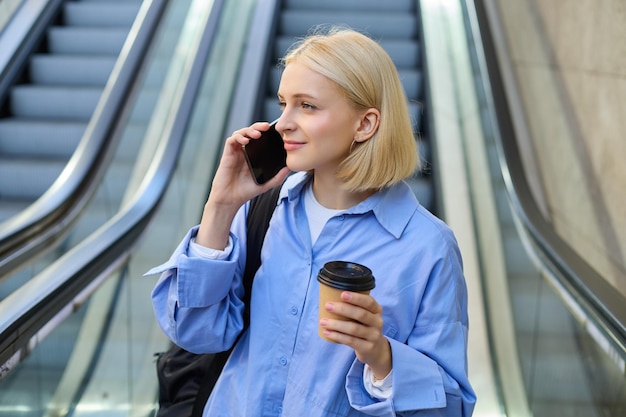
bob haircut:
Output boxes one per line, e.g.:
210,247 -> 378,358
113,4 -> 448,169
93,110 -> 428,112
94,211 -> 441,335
281,27 -> 419,192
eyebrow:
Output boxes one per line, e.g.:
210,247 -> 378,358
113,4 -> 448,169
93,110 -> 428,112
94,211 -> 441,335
277,92 -> 319,100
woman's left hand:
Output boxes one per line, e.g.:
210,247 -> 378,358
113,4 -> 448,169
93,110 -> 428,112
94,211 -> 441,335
320,292 -> 392,379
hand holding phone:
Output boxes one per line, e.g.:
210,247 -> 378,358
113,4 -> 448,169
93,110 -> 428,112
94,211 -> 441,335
242,120 -> 287,184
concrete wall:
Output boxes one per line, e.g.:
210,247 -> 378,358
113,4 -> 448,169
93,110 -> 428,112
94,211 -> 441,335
488,0 -> 626,294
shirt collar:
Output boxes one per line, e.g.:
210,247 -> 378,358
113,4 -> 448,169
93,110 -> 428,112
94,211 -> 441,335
280,172 -> 419,239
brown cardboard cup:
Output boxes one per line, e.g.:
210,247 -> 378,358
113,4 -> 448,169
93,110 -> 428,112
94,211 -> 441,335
317,261 -> 375,341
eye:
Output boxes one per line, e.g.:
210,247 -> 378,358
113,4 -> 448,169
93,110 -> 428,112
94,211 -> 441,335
301,102 -> 316,110
278,101 -> 286,110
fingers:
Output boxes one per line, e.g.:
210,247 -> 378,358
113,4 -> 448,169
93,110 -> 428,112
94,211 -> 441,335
319,293 -> 391,373
319,308 -> 387,369
319,292 -> 383,340
337,291 -> 383,316
320,316 -> 377,342
210,122 -> 276,203
227,122 -> 271,147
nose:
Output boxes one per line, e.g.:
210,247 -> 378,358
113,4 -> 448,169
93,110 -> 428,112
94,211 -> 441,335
274,111 -> 294,137
274,116 -> 286,136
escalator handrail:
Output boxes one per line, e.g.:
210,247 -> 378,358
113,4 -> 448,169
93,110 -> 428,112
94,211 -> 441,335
471,0 -> 626,357
0,0 -> 63,103
0,0 -> 226,375
0,0 -> 167,278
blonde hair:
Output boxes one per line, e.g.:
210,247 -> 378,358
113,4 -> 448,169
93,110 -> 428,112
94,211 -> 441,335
282,27 -> 419,192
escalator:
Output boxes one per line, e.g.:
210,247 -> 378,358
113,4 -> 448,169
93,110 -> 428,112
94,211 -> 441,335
0,0 -> 141,222
0,0 -> 164,278
0,0 -> 624,415
0,0 -> 142,222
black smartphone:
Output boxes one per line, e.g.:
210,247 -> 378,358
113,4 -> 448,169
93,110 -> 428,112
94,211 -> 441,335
243,120 -> 287,184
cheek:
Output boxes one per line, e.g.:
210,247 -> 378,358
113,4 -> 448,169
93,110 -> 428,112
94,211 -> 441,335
312,123 -> 354,146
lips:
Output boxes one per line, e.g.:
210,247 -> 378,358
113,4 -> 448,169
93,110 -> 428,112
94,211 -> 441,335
283,140 -> 305,151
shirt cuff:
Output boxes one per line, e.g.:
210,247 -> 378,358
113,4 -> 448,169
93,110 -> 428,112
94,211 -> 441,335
189,236 -> 233,260
363,365 -> 393,400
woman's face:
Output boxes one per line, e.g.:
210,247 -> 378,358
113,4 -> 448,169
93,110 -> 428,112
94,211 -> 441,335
275,62 -> 362,176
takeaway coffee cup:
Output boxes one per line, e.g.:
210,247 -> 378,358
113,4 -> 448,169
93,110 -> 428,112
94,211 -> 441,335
317,261 -> 375,341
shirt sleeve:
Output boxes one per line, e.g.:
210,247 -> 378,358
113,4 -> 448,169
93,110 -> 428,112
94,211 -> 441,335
345,240 -> 476,416
148,206 -> 250,355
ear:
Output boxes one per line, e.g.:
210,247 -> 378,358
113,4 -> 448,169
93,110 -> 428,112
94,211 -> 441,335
354,108 -> 380,143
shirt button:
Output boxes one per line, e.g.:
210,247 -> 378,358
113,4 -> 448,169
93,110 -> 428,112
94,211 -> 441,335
290,306 -> 298,315
279,357 -> 288,366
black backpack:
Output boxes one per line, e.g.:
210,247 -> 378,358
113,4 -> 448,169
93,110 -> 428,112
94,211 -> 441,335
155,185 -> 281,417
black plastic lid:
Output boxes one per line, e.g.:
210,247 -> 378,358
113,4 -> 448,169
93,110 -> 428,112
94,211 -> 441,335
317,261 -> 375,291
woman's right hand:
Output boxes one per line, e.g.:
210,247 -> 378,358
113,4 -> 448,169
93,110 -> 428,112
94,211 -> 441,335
196,122 -> 290,249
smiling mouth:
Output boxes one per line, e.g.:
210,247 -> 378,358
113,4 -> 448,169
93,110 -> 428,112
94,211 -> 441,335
283,141 -> 304,151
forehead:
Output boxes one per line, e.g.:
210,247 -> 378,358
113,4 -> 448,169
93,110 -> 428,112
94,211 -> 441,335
277,62 -> 341,98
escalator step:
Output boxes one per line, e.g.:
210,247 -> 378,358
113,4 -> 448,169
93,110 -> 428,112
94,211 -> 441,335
10,86 -> 102,120
63,3 -> 141,28
29,55 -> 116,86
0,120 -> 85,158
0,158 -> 66,199
47,27 -> 129,55
397,68 -> 423,100
379,39 -> 421,68
273,37 -> 421,69
279,11 -> 419,39
283,0 -> 415,13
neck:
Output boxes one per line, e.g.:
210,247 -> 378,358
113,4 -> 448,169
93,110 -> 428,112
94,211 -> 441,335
311,174 -> 374,210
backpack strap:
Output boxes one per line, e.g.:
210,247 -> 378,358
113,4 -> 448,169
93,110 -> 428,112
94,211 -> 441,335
242,185 -> 282,325
190,185 -> 281,416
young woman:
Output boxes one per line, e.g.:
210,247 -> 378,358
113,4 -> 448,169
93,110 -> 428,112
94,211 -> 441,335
149,28 -> 475,416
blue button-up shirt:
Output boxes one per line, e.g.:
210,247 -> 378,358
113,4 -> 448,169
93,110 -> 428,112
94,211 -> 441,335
149,172 -> 475,416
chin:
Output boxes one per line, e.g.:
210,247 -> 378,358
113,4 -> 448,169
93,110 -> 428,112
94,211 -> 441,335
285,157 -> 310,173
